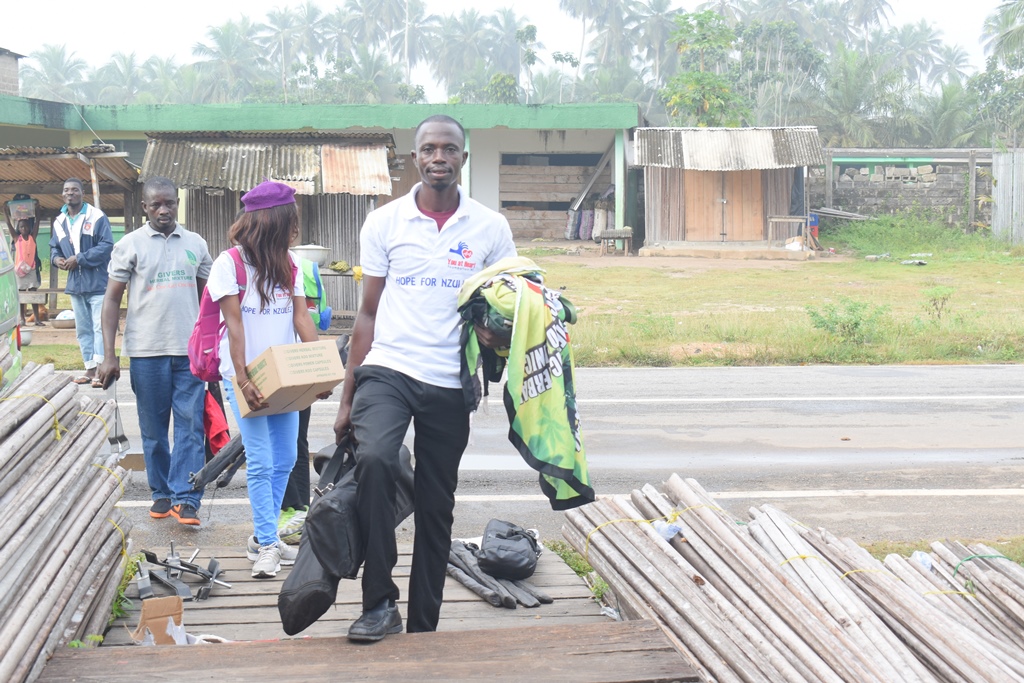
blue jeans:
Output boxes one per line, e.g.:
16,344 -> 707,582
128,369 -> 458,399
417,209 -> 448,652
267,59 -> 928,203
130,356 -> 206,508
70,292 -> 105,370
223,381 -> 299,546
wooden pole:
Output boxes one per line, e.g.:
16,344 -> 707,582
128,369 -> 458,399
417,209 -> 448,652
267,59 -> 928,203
89,161 -> 102,212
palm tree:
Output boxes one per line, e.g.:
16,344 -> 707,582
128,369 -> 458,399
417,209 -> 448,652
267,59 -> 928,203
633,0 -> 683,88
20,44 -> 87,102
913,81 -> 986,146
587,0 -> 640,68
986,1 -> 1024,63
530,69 -> 566,104
294,1 -> 329,62
488,7 -> 529,76
558,0 -> 597,93
260,8 -> 301,97
433,10 -> 492,95
929,44 -> 972,87
348,45 -> 402,102
885,21 -> 943,90
192,17 -> 267,102
344,0 -> 400,51
843,0 -> 892,35
140,57 -> 185,103
389,0 -> 440,84
95,52 -> 147,104
323,8 -> 358,65
805,45 -> 913,146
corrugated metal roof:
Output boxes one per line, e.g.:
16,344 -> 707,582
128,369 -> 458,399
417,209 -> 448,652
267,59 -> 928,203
635,127 -> 823,171
141,135 -> 394,196
0,146 -> 139,213
147,131 -> 394,142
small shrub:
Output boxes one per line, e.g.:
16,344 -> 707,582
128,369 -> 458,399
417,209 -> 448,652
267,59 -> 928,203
923,286 -> 955,323
805,297 -> 889,344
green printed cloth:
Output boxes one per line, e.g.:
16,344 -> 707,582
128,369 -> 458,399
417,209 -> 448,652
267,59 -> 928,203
459,257 -> 594,510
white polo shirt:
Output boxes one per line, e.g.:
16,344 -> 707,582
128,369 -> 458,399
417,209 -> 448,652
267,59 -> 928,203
361,184 -> 517,388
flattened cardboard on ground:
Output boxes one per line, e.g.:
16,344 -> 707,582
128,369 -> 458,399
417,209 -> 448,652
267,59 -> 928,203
233,340 -> 344,418
130,596 -> 186,645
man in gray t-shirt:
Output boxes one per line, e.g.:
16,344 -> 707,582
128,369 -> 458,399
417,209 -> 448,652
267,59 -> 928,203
97,176 -> 214,526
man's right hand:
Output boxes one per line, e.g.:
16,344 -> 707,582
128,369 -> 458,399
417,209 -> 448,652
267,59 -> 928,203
53,256 -> 66,269
96,358 -> 120,390
334,400 -> 353,444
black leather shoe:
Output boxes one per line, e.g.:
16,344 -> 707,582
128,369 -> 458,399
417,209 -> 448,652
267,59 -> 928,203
347,599 -> 402,642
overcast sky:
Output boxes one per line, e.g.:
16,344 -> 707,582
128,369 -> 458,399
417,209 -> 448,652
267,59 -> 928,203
3,0 -> 1004,88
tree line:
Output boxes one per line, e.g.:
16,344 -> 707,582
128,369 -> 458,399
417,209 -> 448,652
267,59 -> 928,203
16,0 -> 1024,147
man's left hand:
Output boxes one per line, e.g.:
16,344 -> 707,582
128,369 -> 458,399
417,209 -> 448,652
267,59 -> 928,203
474,322 -> 511,349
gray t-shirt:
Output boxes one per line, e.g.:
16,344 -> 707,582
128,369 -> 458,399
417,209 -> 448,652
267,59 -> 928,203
107,223 -> 213,357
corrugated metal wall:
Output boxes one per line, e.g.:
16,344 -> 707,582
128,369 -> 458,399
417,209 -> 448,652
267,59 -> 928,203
644,167 -> 686,242
992,151 -> 1024,244
185,189 -> 241,258
300,194 -> 371,315
186,189 -> 370,318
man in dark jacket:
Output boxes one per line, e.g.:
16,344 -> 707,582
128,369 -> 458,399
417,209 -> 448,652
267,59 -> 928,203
50,178 -> 113,386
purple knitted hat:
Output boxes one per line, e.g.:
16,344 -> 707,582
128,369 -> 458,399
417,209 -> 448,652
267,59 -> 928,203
241,180 -> 296,212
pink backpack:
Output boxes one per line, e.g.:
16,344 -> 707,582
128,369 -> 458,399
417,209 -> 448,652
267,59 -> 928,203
188,248 -> 246,382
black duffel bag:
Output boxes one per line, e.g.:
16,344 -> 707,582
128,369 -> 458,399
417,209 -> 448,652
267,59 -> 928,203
475,519 -> 541,580
304,442 -> 415,580
277,438 -> 414,634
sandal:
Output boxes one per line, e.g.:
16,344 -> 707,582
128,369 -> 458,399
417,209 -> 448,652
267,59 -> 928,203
91,379 -> 104,388
73,376 -> 92,385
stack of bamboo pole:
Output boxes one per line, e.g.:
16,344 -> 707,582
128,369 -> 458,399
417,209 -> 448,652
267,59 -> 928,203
0,363 -> 133,683
564,473 -> 1024,682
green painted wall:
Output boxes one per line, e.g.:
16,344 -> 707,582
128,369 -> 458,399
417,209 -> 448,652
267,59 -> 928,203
0,96 -> 639,133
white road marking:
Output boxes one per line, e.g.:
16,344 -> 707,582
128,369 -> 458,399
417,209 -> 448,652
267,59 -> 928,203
116,488 -> 1024,508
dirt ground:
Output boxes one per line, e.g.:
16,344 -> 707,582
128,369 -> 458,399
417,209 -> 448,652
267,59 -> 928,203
524,238 -> 851,273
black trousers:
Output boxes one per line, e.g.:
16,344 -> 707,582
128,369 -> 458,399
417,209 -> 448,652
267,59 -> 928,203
350,365 -> 470,633
281,406 -> 312,510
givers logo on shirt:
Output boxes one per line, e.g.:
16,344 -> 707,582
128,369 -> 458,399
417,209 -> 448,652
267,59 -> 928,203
185,250 -> 198,266
447,241 -> 476,270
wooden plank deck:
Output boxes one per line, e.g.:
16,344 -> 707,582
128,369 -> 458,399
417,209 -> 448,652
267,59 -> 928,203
40,620 -> 695,682
39,544 -> 698,682
99,545 -> 608,645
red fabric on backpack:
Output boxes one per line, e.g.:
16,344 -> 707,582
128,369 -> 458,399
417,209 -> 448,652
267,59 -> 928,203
188,248 -> 246,382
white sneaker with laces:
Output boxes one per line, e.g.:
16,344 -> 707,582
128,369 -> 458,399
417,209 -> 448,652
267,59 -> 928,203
251,543 -> 282,579
246,534 -> 297,565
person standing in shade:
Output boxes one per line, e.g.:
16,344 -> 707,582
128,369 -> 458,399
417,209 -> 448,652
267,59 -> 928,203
333,115 -> 517,641
50,178 -> 113,387
96,176 -> 213,526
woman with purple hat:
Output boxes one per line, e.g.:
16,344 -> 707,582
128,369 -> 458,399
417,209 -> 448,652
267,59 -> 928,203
205,179 -> 321,578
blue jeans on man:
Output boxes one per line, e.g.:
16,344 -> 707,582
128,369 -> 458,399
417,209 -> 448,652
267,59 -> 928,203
70,292 -> 105,369
130,355 -> 206,508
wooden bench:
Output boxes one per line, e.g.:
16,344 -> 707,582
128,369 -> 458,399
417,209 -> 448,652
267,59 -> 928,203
598,229 -> 633,256
18,288 -> 61,306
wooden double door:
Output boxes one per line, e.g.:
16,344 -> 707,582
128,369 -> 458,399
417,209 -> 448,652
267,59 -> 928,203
684,170 -> 764,241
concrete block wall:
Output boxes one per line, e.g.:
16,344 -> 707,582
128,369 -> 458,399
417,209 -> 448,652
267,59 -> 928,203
808,163 -> 993,228
0,54 -> 19,96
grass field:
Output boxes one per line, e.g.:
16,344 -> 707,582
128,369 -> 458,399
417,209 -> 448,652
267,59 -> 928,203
520,216 -> 1024,367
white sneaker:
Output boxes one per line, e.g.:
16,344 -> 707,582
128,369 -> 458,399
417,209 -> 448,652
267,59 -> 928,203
246,535 -> 297,565
251,543 -> 282,579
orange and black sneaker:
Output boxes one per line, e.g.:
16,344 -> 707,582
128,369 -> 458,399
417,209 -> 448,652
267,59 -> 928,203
170,504 -> 200,526
149,498 -> 173,519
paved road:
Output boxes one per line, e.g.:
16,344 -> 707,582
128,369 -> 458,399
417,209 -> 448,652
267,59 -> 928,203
82,365 -> 1024,552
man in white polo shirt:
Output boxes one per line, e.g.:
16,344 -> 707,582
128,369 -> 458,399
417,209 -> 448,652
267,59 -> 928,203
334,114 -> 516,641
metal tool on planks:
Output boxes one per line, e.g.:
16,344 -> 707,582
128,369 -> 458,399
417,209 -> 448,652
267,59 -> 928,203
105,382 -> 130,455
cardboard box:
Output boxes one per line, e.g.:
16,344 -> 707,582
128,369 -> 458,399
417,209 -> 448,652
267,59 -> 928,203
233,340 -> 344,418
